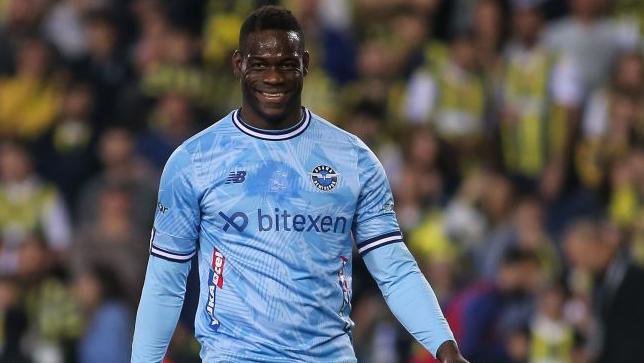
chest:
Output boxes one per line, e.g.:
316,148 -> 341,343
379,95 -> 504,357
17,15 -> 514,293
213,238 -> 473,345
197,138 -> 360,222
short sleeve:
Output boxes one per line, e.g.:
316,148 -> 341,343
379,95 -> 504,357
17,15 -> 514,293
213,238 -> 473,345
352,141 -> 403,256
149,146 -> 200,263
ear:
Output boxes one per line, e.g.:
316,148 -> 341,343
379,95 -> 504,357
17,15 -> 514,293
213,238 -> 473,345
232,50 -> 243,78
302,50 -> 310,76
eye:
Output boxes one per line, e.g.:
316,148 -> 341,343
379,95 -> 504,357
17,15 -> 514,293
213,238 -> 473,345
279,63 -> 298,71
250,62 -> 267,70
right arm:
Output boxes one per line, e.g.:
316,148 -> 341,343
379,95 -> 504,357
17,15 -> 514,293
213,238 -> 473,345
131,255 -> 192,362
131,146 -> 200,362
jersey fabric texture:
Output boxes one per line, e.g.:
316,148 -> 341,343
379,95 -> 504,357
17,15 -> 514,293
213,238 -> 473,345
131,108 -> 454,363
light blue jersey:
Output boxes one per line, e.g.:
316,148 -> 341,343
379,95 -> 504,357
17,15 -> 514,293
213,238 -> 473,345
132,109 -> 454,363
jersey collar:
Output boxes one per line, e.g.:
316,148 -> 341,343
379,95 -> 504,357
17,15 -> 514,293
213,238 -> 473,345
232,108 -> 311,141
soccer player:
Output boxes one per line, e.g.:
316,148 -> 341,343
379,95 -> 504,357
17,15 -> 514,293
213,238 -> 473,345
131,6 -> 468,363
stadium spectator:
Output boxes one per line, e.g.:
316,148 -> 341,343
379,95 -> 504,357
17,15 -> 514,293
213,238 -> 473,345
447,247 -> 542,362
73,10 -> 132,127
611,0 -> 644,39
139,26 -> 217,110
0,140 -> 71,274
528,283 -> 576,363
582,52 -> 643,141
32,80 -> 99,206
136,93 -> 200,169
76,127 -> 156,229
71,182 -> 149,306
544,0 -> 639,93
471,172 -> 517,268
74,264 -> 133,363
504,326 -> 531,363
42,0 -> 90,62
17,235 -> 82,363
608,149 -> 643,231
342,100 -> 388,151
577,52 -> 643,194
497,1 -> 583,200
471,0 -> 507,77
0,37 -> 63,140
405,30 -> 488,173
0,0 -> 51,75
480,196 -> 560,281
563,219 -> 644,363
395,126 -> 452,230
443,170 -> 489,251
341,40 -> 399,117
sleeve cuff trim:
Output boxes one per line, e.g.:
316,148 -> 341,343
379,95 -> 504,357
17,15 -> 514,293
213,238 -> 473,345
357,231 -> 403,255
150,244 -> 196,262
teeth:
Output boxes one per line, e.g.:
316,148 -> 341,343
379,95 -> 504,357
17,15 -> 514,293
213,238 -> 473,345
261,92 -> 284,97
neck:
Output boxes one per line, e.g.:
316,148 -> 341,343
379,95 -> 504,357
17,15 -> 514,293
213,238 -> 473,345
239,104 -> 303,130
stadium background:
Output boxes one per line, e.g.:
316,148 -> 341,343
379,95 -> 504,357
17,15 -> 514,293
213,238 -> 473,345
0,0 -> 643,362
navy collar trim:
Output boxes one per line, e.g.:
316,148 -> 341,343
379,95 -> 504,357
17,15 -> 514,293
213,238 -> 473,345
232,108 -> 311,141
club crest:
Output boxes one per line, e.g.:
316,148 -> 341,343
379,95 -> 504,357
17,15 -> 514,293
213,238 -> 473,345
310,165 -> 339,191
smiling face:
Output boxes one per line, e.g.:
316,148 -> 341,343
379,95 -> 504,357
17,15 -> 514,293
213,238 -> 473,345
233,29 -> 309,129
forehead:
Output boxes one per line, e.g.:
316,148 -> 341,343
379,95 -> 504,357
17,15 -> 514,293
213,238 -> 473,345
243,30 -> 303,57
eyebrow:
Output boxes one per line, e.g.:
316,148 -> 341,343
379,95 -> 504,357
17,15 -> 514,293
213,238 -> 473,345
245,54 -> 300,61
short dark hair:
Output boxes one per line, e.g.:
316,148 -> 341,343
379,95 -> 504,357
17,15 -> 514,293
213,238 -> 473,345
239,5 -> 305,52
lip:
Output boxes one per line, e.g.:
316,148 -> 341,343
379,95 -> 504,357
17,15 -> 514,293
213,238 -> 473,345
255,89 -> 289,104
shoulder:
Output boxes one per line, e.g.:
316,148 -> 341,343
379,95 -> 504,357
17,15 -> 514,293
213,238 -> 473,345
180,111 -> 236,155
308,110 -> 358,144
309,112 -> 384,172
163,111 -> 237,169
308,110 -> 377,156
159,112 -> 236,182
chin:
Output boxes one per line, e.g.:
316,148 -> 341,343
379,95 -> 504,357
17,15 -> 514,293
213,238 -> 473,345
259,106 -> 289,122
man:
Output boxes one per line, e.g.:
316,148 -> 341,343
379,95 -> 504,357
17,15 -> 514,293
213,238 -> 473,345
498,0 -> 582,198
564,220 -> 644,363
131,6 -> 466,363
404,30 -> 486,174
543,0 -> 639,93
447,247 -> 541,362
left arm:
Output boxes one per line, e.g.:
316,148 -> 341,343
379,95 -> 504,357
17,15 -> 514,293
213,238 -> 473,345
361,240 -> 465,362
352,138 -> 467,363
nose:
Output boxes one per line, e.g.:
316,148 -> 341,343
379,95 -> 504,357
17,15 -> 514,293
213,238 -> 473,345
263,66 -> 285,85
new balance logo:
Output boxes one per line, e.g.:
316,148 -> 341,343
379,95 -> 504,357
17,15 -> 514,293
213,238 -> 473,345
218,211 -> 249,232
225,171 -> 247,184
157,202 -> 168,214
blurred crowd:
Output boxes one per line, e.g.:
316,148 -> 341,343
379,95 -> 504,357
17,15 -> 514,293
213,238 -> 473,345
0,0 -> 642,362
